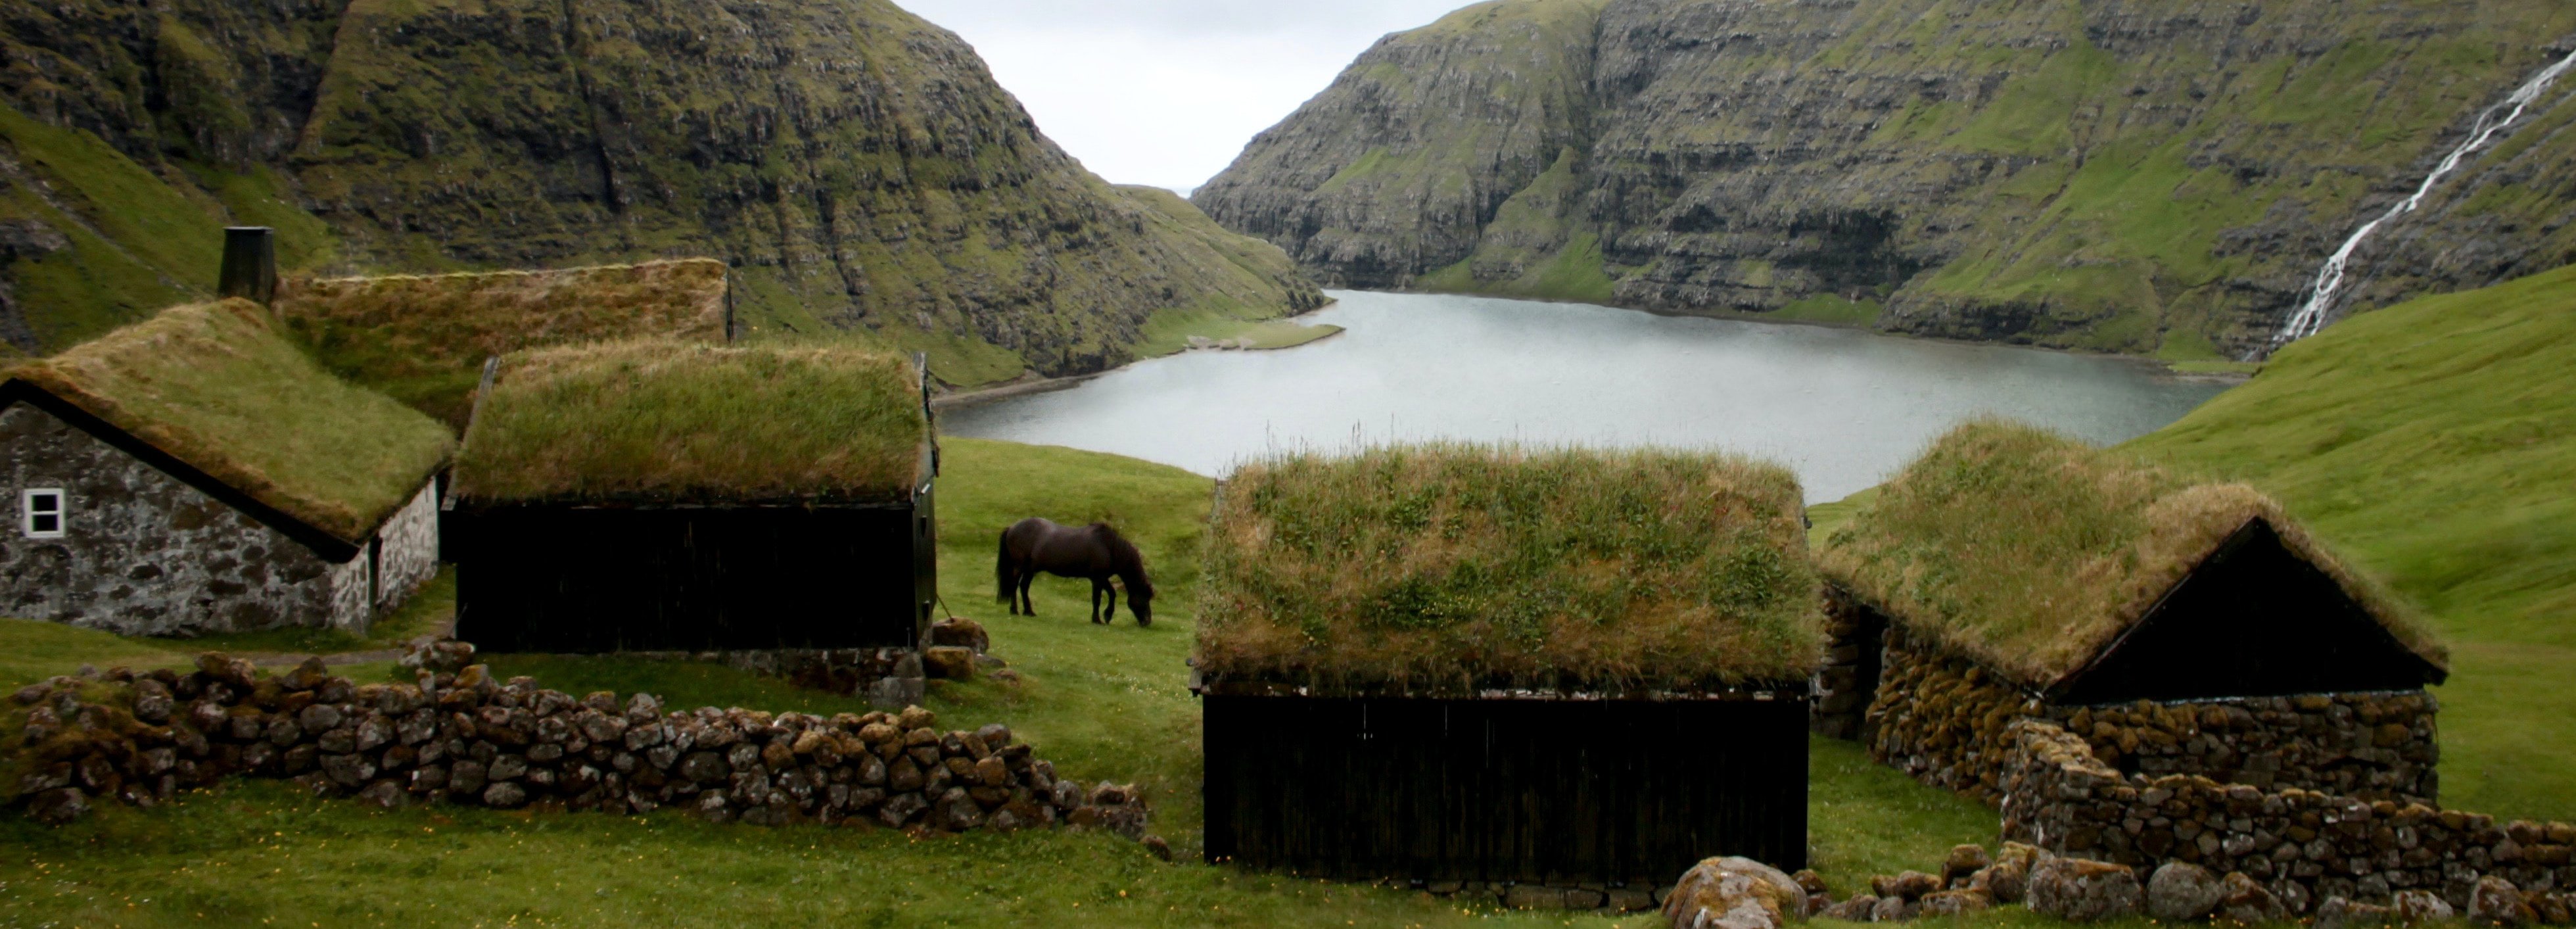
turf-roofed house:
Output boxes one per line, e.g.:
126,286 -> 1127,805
1194,444 -> 1821,892
448,340 -> 939,661
0,300 -> 456,634
1814,422 -> 2449,808
273,258 -> 735,429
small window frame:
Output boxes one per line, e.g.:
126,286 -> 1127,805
22,488 -> 65,539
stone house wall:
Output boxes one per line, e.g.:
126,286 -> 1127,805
0,402 -> 435,636
1862,624 -> 2441,808
0,403 -> 343,635
2001,719 -> 2574,912
1812,586 -> 1881,739
373,484 -> 440,613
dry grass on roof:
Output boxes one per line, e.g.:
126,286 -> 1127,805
454,339 -> 925,506
9,300 -> 455,542
1817,420 -> 2443,687
275,259 -> 730,427
1196,444 -> 1823,697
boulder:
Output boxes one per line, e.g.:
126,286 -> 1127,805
1791,870 -> 1829,896
1507,885 -> 1569,911
2027,857 -> 2142,922
1917,890 -> 1991,917
1820,895 -> 1879,921
2315,896 -> 2397,929
1665,857 -> 1806,929
928,617 -> 990,654
2215,871 -> 2283,924
1873,871 -> 1942,901
1971,842 -> 2040,903
1869,895 -> 1915,922
2393,890 -> 2454,924
2145,861 -> 2225,921
1941,845 -> 1991,887
921,647 -> 977,680
2471,877 -> 2537,927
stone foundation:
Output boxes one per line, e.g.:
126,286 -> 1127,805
2001,719 -> 2573,913
1811,586 -> 1882,740
1862,626 -> 2442,809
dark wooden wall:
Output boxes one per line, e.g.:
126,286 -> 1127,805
451,500 -> 933,653
2051,520 -> 2445,705
1202,693 -> 1808,884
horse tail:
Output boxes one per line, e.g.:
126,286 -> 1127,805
996,525 -> 1015,603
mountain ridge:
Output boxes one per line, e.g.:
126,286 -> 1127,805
0,0 -> 1321,385
1196,0 -> 2576,358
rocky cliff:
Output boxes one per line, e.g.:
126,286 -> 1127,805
0,0 -> 1319,384
1195,0 -> 2576,358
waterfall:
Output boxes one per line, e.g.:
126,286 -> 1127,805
2267,46 -> 2576,351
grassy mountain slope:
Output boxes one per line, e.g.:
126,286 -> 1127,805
2120,266 -> 2576,819
1198,0 -> 2576,357
0,0 -> 1317,385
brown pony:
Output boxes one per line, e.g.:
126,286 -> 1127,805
996,517 -> 1154,626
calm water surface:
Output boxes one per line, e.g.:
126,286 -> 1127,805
942,291 -> 2230,502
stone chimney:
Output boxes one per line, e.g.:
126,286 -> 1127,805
218,226 -> 276,305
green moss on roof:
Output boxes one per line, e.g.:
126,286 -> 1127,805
455,340 -> 926,506
1818,421 -> 2445,688
9,300 -> 456,542
1196,444 -> 1822,696
275,260 -> 731,427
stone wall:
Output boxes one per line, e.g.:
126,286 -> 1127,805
0,404 -> 346,634
373,483 -> 440,615
6,654 -> 1152,841
1863,625 -> 2442,809
2044,693 -> 2438,804
1811,586 -> 1881,740
1863,626 -> 2036,805
2000,719 -> 2574,913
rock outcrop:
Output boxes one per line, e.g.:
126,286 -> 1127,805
0,0 -> 1318,383
1196,0 -> 2576,356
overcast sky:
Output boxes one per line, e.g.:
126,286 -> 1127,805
892,1 -> 1474,193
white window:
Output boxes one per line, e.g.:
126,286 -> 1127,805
22,488 -> 64,538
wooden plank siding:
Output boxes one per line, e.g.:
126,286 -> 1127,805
452,499 -> 933,653
1202,692 -> 1808,884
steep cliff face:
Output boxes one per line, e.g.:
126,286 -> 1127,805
1196,0 -> 2576,357
0,0 -> 1318,384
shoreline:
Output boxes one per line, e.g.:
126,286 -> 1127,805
1358,285 -> 2255,385
933,299 -> 1346,412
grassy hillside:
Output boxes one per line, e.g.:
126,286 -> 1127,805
0,0 -> 1319,386
0,437 -> 2007,926
2122,264 -> 2576,820
1201,0 -> 2576,356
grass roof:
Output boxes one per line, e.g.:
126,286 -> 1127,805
1196,444 -> 1823,696
9,300 -> 456,542
1817,420 -> 2445,688
275,260 -> 730,427
454,339 -> 927,506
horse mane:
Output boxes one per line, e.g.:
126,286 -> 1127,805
1091,522 -> 1152,594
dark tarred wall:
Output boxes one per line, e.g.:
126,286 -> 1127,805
452,497 -> 933,653
1202,693 -> 1808,884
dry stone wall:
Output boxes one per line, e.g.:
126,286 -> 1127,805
2044,693 -> 2438,804
1861,627 -> 2442,809
1810,588 -> 1880,740
1863,627 -> 2035,805
2001,719 -> 2574,913
5,655 -> 1152,841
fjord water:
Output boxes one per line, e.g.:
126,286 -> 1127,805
943,291 -> 2229,502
